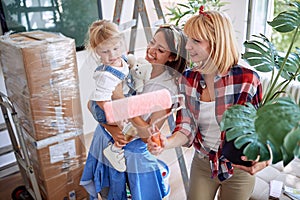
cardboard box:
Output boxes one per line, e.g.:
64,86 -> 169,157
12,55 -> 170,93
23,130 -> 87,180
38,165 -> 88,200
14,93 -> 83,140
0,31 -> 83,140
0,31 -> 79,96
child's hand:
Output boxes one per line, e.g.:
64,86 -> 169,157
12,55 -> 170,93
112,82 -> 125,100
102,124 -> 128,147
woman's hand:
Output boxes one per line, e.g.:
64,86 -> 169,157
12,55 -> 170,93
147,131 -> 189,155
232,159 -> 271,175
147,133 -> 167,155
101,124 -> 128,148
232,144 -> 273,175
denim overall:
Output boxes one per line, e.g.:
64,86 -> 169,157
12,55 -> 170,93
89,56 -> 135,124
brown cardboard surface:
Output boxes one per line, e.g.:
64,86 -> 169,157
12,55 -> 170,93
7,93 -> 83,140
0,31 -> 83,140
23,131 -> 86,180
38,165 -> 88,200
1,31 -> 78,96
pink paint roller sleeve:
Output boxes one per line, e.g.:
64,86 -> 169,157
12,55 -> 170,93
103,89 -> 172,123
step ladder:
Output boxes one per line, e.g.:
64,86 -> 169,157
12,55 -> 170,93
112,0 -> 165,54
110,0 -> 190,195
0,122 -> 19,178
0,92 -> 42,200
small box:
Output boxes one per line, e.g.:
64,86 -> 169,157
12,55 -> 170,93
38,165 -> 88,200
23,130 -> 87,180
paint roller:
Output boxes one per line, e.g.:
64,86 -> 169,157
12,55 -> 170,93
103,89 -> 185,146
103,89 -> 173,123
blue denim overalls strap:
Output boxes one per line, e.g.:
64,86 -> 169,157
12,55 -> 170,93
95,55 -> 135,96
89,55 -> 136,124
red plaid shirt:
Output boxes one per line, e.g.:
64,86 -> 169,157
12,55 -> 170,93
174,64 -> 262,181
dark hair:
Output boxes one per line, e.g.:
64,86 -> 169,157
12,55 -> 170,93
155,26 -> 187,74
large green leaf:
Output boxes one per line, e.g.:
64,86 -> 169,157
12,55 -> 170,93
256,97 -> 300,139
243,35 -> 279,72
220,98 -> 300,165
278,52 -> 300,74
283,128 -> 300,164
234,134 -> 270,161
220,103 -> 269,161
268,9 -> 300,33
220,103 -> 257,142
255,97 -> 300,164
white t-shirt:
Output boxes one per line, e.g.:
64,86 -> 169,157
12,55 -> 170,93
142,70 -> 178,120
198,101 -> 221,152
89,58 -> 129,101
142,70 -> 177,96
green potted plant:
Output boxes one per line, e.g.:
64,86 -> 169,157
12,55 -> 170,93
166,0 -> 229,27
220,1 -> 300,166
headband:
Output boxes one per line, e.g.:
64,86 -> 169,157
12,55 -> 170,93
159,24 -> 182,61
199,5 -> 211,19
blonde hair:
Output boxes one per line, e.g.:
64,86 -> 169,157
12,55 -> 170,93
85,20 -> 121,51
184,10 -> 239,74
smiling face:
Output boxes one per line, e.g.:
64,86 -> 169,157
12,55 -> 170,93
145,31 -> 174,67
184,12 -> 240,74
185,37 -> 211,65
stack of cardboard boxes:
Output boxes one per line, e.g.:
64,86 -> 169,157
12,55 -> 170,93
0,31 -> 88,200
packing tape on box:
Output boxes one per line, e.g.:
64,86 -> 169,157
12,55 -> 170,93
25,130 -> 83,149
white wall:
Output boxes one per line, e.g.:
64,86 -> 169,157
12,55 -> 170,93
223,0 -> 249,53
76,51 -> 98,134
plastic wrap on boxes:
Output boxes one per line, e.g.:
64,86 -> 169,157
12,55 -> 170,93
38,165 -> 88,200
23,129 -> 86,181
0,31 -> 83,140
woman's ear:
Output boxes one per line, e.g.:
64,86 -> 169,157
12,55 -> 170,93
168,55 -> 176,62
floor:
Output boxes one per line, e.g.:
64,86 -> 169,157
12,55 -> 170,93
158,147 -> 194,200
0,172 -> 24,200
0,132 -> 195,200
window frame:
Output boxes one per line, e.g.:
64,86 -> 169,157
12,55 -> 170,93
0,0 -> 104,51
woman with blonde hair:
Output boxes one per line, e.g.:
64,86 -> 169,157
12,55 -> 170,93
147,7 -> 270,200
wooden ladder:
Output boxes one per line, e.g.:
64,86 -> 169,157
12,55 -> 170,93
112,0 -> 165,54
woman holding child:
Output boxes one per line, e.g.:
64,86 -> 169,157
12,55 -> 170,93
80,19 -> 187,200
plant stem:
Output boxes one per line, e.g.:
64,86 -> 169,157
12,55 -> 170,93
263,25 -> 299,104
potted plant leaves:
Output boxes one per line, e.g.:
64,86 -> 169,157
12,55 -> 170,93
220,1 -> 300,166
166,0 -> 229,28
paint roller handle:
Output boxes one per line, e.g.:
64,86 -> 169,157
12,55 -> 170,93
149,126 -> 162,147
151,133 -> 161,147
147,94 -> 186,148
